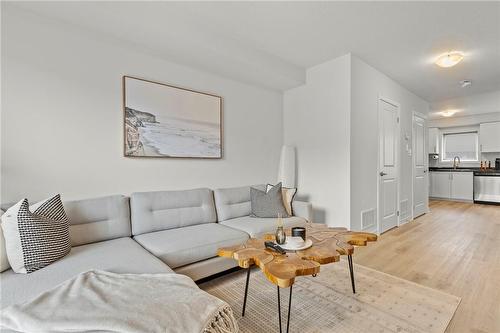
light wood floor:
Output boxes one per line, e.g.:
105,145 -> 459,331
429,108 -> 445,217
353,200 -> 500,333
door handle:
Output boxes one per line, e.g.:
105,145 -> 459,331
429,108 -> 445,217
424,170 -> 427,173
380,171 -> 387,176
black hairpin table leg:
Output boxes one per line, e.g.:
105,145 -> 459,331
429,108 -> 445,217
286,285 -> 293,333
242,267 -> 251,317
348,254 -> 356,294
277,285 -> 293,333
277,286 -> 282,333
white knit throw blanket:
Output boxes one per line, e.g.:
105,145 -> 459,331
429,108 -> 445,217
0,270 -> 238,333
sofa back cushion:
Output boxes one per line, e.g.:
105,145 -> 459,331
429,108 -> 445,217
214,184 -> 266,221
64,195 -> 131,246
130,188 -> 216,236
1,195 -> 131,248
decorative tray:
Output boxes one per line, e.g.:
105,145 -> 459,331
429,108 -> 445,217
280,239 -> 313,251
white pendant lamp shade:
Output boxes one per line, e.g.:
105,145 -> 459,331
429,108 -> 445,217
278,145 -> 296,188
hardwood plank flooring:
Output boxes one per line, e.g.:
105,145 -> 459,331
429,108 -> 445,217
353,200 -> 500,333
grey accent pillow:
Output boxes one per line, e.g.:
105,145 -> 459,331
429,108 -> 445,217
266,184 -> 297,216
250,183 -> 289,218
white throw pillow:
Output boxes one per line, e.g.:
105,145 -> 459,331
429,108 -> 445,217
0,210 -> 10,272
266,184 -> 297,216
0,195 -> 70,274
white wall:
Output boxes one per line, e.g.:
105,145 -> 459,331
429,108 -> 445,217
284,55 -> 351,227
1,7 -> 283,202
350,56 -> 429,231
284,53 -> 429,230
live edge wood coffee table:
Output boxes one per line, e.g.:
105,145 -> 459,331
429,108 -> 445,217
217,223 -> 377,333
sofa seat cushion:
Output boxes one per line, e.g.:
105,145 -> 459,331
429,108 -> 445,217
134,223 -> 249,269
220,216 -> 307,238
0,237 -> 172,309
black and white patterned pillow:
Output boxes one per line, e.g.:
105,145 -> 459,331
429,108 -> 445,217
0,195 -> 70,273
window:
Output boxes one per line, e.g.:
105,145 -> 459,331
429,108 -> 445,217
442,131 -> 479,161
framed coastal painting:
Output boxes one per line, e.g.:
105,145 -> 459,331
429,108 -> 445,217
123,76 -> 222,158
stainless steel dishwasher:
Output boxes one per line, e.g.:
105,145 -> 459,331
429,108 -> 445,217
474,172 -> 500,204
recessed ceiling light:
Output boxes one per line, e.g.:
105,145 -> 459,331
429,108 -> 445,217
460,80 -> 472,88
435,52 -> 464,68
441,110 -> 459,117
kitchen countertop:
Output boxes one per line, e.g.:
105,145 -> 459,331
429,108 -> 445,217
429,167 -> 477,172
429,167 -> 500,176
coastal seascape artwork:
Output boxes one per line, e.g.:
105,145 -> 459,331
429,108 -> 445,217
123,76 -> 222,158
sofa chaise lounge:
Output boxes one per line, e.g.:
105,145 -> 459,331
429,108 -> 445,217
0,184 -> 312,317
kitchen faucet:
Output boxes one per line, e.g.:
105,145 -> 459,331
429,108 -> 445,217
453,156 -> 461,169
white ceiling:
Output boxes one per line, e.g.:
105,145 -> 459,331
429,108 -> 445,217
429,90 -> 500,119
6,1 -> 500,111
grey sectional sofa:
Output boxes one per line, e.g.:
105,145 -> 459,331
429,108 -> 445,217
0,195 -> 172,311
0,184 -> 312,313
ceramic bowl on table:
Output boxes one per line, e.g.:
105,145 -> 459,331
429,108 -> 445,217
280,236 -> 313,251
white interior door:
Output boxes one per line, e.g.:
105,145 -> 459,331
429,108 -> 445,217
413,113 -> 428,218
378,99 -> 399,233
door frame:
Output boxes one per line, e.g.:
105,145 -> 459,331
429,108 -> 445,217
376,96 -> 401,234
411,111 -> 429,220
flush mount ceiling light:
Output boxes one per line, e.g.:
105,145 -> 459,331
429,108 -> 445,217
435,51 -> 464,68
440,110 -> 459,117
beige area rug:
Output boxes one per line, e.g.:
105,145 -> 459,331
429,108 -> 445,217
200,261 -> 460,333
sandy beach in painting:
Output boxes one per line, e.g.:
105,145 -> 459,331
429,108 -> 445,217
138,117 -> 220,157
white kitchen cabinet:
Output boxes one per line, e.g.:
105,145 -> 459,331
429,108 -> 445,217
480,122 -> 500,152
428,128 -> 439,153
429,171 -> 473,201
430,172 -> 450,198
450,172 -> 473,200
